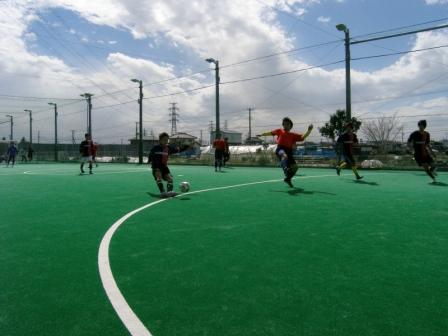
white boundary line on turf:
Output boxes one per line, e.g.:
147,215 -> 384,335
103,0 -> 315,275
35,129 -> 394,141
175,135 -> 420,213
23,168 -> 150,176
98,173 -> 343,336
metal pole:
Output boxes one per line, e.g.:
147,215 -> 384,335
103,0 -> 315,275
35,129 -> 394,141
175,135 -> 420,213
10,115 -> 13,141
138,80 -> 143,164
88,97 -> 92,137
215,61 -> 220,136
25,110 -> 32,146
344,29 -> 351,120
54,104 -> 58,161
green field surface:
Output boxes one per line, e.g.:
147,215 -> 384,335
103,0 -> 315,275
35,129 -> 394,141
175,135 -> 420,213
1,163 -> 447,336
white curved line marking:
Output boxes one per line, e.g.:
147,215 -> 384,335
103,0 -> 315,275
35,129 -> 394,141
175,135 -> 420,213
99,172 -> 390,335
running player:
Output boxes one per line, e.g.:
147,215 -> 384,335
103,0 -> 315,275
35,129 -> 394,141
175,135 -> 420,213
148,132 -> 189,198
408,120 -> 437,182
79,133 -> 93,175
213,134 -> 226,172
335,122 -> 363,180
258,117 -> 313,187
6,142 -> 18,167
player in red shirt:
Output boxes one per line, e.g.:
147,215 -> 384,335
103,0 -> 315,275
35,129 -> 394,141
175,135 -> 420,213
258,117 -> 313,187
213,134 -> 227,172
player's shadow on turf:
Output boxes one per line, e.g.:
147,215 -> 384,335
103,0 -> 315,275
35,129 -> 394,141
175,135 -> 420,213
147,192 -> 163,199
352,180 -> 379,186
430,181 -> 448,187
272,188 -> 336,196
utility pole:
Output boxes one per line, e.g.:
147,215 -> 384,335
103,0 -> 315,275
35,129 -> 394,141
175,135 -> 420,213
209,120 -> 214,143
80,93 -> 94,137
336,22 -> 448,121
169,102 -> 179,135
205,58 -> 220,137
135,122 -> 139,139
48,103 -> 58,161
71,130 -> 76,145
200,130 -> 203,146
247,107 -> 254,140
37,130 -> 40,144
24,109 -> 32,147
131,79 -> 144,164
6,115 -> 13,141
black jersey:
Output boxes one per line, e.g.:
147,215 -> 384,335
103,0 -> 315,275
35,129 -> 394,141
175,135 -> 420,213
337,132 -> 358,155
79,140 -> 91,157
408,131 -> 430,156
148,144 -> 180,168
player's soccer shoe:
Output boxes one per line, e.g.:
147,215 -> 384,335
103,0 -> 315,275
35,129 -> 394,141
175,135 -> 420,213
336,166 -> 341,176
356,175 -> 364,180
284,177 -> 294,188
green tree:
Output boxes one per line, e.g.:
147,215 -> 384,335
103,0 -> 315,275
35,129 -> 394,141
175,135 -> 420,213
319,109 -> 361,141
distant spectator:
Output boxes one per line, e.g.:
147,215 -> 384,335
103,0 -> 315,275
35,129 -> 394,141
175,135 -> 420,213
27,147 -> 34,161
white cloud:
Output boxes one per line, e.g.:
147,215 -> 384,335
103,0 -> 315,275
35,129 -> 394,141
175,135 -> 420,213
1,0 -> 448,143
317,16 -> 330,23
425,0 -> 448,4
108,40 -> 117,45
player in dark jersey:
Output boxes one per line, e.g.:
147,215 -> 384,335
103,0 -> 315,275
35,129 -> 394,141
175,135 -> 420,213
407,120 -> 437,182
258,117 -> 313,187
213,135 -> 226,172
148,132 -> 189,198
79,133 -> 93,175
336,122 -> 363,180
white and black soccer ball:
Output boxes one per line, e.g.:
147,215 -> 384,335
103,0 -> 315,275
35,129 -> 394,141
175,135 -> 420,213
179,181 -> 190,193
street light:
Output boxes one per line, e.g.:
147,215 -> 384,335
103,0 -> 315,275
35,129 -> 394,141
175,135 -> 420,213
24,109 -> 32,146
5,114 -> 13,141
131,78 -> 144,164
48,103 -> 58,161
206,58 -> 220,139
80,93 -> 94,137
336,23 -> 351,120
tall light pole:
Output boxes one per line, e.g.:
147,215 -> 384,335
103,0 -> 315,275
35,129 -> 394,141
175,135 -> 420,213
206,58 -> 220,139
48,103 -> 58,161
131,79 -> 144,164
80,93 -> 94,137
5,114 -> 13,141
336,23 -> 351,120
24,109 -> 32,146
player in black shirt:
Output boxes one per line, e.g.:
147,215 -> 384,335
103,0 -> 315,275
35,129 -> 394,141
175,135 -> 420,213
407,120 -> 437,182
148,132 -> 189,198
336,122 -> 363,180
79,133 -> 93,175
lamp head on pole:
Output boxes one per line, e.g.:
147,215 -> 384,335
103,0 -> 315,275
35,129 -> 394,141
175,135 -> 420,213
48,102 -> 56,106
205,58 -> 217,64
131,78 -> 141,83
24,109 -> 32,113
336,23 -> 348,33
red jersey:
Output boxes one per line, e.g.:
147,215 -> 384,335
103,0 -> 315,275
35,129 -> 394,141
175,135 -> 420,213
213,139 -> 226,151
271,129 -> 304,149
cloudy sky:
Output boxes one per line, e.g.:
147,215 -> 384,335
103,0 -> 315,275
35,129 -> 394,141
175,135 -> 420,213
0,0 -> 447,144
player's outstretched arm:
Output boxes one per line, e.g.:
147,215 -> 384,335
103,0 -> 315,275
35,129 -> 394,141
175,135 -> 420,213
257,131 -> 273,137
303,124 -> 314,139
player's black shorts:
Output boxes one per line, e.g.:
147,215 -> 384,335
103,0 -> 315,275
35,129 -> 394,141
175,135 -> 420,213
343,153 -> 356,166
276,146 -> 296,165
215,149 -> 224,161
152,165 -> 171,180
414,154 -> 434,166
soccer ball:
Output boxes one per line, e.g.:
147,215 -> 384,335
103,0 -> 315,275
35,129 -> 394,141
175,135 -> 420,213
179,181 -> 190,193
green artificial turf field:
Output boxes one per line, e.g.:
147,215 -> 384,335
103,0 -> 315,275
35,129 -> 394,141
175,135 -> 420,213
1,163 -> 447,336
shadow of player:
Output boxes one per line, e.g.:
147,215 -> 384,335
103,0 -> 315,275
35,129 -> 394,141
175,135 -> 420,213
272,188 -> 336,196
353,180 -> 379,186
430,181 -> 448,187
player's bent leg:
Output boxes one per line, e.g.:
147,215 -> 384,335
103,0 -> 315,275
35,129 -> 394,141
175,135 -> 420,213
165,174 -> 174,192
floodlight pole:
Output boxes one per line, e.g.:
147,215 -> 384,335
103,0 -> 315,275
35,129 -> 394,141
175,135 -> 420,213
131,79 -> 144,164
336,22 -> 448,121
80,93 -> 94,138
336,24 -> 351,120
48,103 -> 58,161
6,115 -> 13,140
206,58 -> 220,138
24,109 -> 32,146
